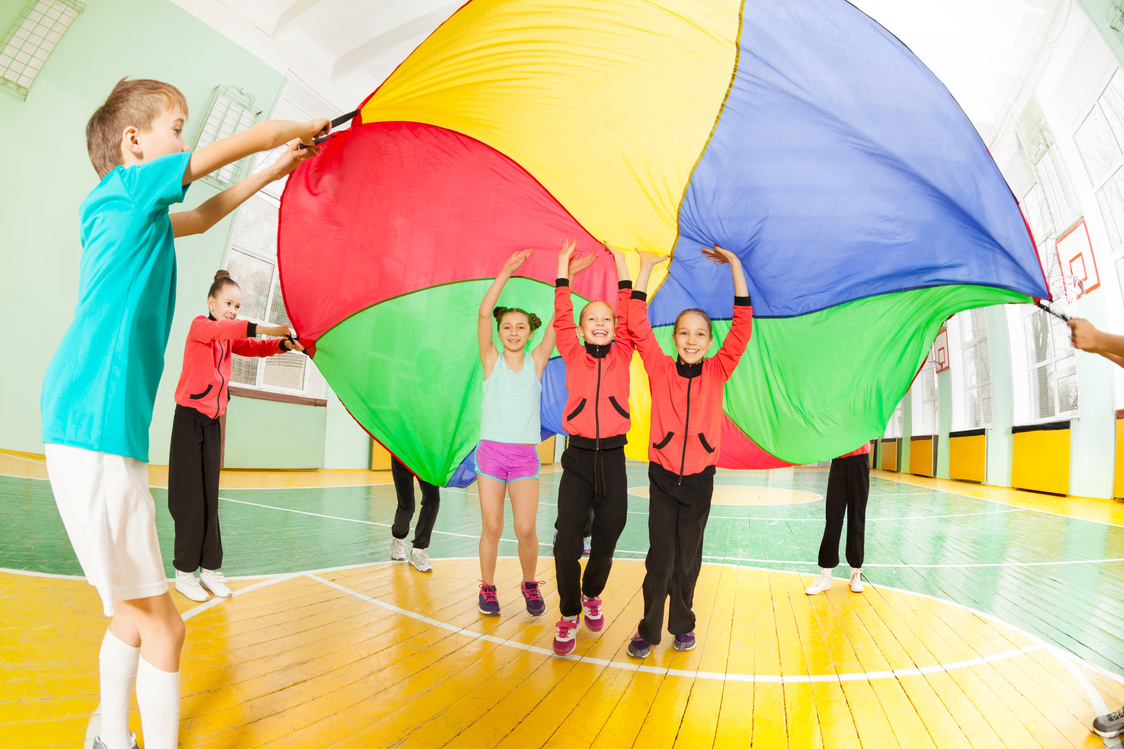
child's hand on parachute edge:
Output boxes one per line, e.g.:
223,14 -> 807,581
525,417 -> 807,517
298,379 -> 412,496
502,248 -> 533,275
702,243 -> 740,266
637,250 -> 670,268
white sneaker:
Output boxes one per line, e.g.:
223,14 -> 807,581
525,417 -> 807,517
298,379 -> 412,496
391,537 -> 409,561
174,570 -> 208,602
850,569 -> 864,593
408,548 -> 432,573
804,574 -> 832,595
199,568 -> 233,598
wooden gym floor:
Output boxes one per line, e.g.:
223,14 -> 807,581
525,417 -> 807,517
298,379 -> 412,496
2,450 -> 1123,748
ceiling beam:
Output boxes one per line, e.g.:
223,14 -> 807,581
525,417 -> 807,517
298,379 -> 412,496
329,1 -> 461,82
272,0 -> 325,36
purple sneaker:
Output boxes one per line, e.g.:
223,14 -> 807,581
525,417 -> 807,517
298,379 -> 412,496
478,583 -> 499,615
521,581 -> 546,616
673,632 -> 696,652
627,633 -> 651,658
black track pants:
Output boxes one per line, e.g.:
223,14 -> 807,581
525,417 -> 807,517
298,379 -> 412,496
637,463 -> 714,645
817,454 -> 870,569
167,405 -> 222,573
554,446 -> 629,618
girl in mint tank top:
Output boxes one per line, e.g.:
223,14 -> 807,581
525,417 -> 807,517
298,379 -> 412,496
473,248 -> 567,618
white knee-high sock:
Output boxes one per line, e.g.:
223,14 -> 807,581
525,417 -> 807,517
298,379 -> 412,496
135,657 -> 180,749
99,629 -> 140,749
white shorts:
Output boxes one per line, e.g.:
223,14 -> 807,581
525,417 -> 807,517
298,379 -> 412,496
45,443 -> 169,616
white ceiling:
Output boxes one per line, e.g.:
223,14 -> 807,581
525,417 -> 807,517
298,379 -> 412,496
176,0 -> 1068,143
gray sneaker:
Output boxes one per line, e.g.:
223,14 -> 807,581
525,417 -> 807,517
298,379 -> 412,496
1093,703 -> 1124,738
91,733 -> 138,749
390,537 -> 408,561
408,548 -> 432,572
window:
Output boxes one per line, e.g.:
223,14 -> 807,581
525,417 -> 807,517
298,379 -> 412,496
999,101 -> 1081,424
884,401 -> 903,439
0,0 -> 82,100
951,308 -> 992,430
192,86 -> 261,187
225,146 -> 325,399
910,359 -> 939,437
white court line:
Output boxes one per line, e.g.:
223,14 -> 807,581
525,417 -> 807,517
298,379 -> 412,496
217,495 -> 554,548
305,572 -> 1043,684
180,574 -> 296,621
606,549 -> 1124,569
536,501 -> 1022,522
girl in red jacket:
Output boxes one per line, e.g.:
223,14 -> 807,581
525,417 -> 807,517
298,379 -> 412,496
168,270 -> 302,602
627,245 -> 752,658
550,239 -> 634,656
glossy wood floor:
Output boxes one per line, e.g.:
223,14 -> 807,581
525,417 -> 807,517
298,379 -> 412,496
2,451 -> 1123,748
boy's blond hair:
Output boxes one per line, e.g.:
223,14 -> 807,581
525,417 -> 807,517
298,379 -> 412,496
86,77 -> 189,179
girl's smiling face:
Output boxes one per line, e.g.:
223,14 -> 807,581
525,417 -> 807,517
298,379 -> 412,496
208,284 -> 242,320
579,301 -> 616,346
498,310 -> 532,352
674,311 -> 712,364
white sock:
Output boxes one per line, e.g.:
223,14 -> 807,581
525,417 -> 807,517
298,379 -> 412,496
821,568 -> 832,577
135,657 -> 180,749
99,629 -> 139,749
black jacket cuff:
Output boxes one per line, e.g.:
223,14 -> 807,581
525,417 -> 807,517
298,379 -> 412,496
246,321 -> 258,337
734,295 -> 752,307
556,278 -> 570,288
618,280 -> 633,290
631,290 -> 647,301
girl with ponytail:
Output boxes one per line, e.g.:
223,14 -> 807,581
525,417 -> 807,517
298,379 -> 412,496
474,249 -> 556,617
167,270 -> 304,603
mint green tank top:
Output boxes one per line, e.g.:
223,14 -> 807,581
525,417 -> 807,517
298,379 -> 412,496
480,354 -> 542,445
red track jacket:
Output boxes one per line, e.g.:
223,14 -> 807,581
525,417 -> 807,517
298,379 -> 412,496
630,292 -> 753,478
173,316 -> 286,420
554,280 -> 634,448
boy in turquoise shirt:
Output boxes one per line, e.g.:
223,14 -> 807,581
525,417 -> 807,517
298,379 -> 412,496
40,77 -> 328,749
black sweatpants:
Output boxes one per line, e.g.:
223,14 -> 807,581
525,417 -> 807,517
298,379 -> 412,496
391,457 -> 440,549
167,405 -> 223,573
553,445 -> 629,618
637,463 -> 715,645
817,453 -> 870,569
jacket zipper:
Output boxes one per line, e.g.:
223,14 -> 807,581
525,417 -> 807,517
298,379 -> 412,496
679,375 -> 692,485
594,357 -> 602,450
215,341 -> 227,420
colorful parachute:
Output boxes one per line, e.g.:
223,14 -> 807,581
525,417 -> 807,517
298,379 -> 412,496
278,0 -> 1047,486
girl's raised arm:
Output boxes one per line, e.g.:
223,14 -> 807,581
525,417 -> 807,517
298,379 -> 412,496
479,249 -> 532,374
533,312 -> 558,378
635,250 -> 669,296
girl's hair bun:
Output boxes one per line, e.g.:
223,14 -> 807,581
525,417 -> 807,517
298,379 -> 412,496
214,269 -> 232,282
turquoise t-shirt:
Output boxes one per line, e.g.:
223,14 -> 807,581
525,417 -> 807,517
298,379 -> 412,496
41,151 -> 192,463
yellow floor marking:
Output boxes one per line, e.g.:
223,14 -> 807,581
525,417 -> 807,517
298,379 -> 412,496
6,557 -> 1123,747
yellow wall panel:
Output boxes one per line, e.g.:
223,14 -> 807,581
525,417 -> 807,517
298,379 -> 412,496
909,437 -> 934,477
1115,418 -> 1124,498
1011,428 -> 1070,495
881,439 -> 898,472
949,434 -> 986,483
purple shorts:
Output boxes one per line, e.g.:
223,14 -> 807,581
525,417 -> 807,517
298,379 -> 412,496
474,440 -> 540,483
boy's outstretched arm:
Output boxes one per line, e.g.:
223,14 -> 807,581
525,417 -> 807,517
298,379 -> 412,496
182,117 -> 329,186
1069,317 -> 1124,369
172,141 -> 315,238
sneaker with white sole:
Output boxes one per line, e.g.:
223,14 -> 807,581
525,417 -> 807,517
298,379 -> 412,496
849,569 -> 863,593
91,734 -> 138,749
581,594 -> 604,632
200,568 -> 232,598
408,548 -> 432,573
521,581 -> 546,616
627,633 -> 651,658
553,616 -> 580,656
478,583 -> 500,615
1093,703 -> 1124,737
673,632 -> 696,651
391,537 -> 409,561
174,569 -> 208,602
804,574 -> 832,595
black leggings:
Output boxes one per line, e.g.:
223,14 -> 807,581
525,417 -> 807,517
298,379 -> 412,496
391,457 -> 441,549
817,454 -> 869,569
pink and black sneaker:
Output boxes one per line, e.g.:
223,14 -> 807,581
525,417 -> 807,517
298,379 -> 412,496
581,594 -> 604,632
478,583 -> 500,616
553,616 -> 580,656
520,580 -> 546,616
